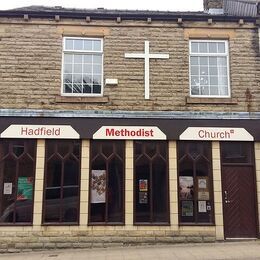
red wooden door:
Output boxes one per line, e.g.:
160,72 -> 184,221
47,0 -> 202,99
221,142 -> 257,239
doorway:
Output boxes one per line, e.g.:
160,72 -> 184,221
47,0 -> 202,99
221,142 -> 258,238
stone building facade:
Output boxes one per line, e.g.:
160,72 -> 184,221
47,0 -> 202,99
0,0 -> 259,252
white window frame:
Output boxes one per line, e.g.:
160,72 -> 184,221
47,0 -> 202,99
189,39 -> 230,98
61,37 -> 104,97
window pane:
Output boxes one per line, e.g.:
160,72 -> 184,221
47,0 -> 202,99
73,84 -> 82,93
221,142 -> 252,164
83,75 -> 92,84
93,65 -> 102,74
218,42 -> 225,53
108,158 -> 124,222
200,57 -> 208,66
64,84 -> 72,93
191,66 -> 199,75
209,66 -> 218,75
83,84 -> 92,93
93,75 -> 101,84
200,66 -> 208,75
209,57 -> 217,66
65,39 -> 73,50
191,85 -> 200,95
191,76 -> 199,86
74,39 -> 83,50
218,57 -> 227,66
73,74 -> 82,84
64,74 -> 72,84
210,86 -> 219,96
201,85 -> 209,95
84,40 -> 92,51
93,40 -> 101,51
190,57 -> 199,65
64,64 -> 73,73
74,64 -> 82,74
93,84 -> 101,94
93,55 -> 102,64
44,140 -> 80,224
74,55 -> 82,64
199,42 -> 208,53
200,76 -> 209,85
135,141 -> 169,223
191,42 -> 199,53
83,55 -> 92,63
178,142 -> 214,224
83,64 -> 92,74
64,54 -> 73,63
209,42 -> 217,53
89,141 -> 124,224
0,140 -> 36,224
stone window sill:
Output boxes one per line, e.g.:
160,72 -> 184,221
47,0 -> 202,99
55,96 -> 109,103
186,97 -> 238,105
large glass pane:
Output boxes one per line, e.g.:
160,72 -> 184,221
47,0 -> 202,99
89,141 -> 124,224
107,158 -> 123,222
44,140 -> 80,224
221,142 -> 252,164
0,140 -> 36,224
178,142 -> 213,224
135,141 -> 169,224
135,155 -> 150,223
152,157 -> 168,222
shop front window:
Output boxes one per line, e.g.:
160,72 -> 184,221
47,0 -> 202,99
0,139 -> 36,224
43,140 -> 81,224
178,141 -> 214,224
134,141 -> 169,224
89,140 -> 124,224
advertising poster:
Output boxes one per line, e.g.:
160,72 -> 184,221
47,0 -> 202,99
139,179 -> 148,191
17,177 -> 33,200
181,201 -> 193,217
198,191 -> 210,200
91,170 -> 106,204
179,176 -> 194,199
198,201 -> 207,213
198,177 -> 208,189
3,183 -> 12,195
139,192 -> 148,204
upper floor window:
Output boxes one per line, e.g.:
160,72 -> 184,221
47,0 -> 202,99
62,37 -> 103,96
189,40 -> 230,97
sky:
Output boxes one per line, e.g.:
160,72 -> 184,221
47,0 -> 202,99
0,0 -> 203,11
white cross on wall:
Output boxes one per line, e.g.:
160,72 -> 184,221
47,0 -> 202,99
125,41 -> 169,99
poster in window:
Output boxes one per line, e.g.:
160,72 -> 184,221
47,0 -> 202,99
91,170 -> 106,204
139,179 -> 148,192
181,201 -> 193,217
139,192 -> 148,204
198,177 -> 208,190
3,183 -> 12,195
179,176 -> 194,199
17,177 -> 33,200
198,191 -> 209,200
198,201 -> 207,213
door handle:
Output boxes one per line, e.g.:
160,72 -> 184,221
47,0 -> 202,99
224,190 -> 231,204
